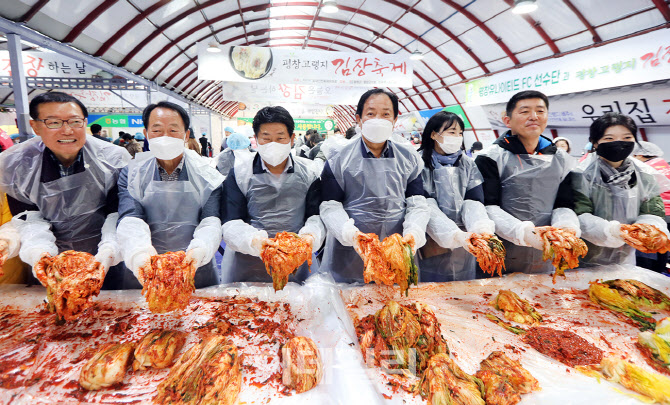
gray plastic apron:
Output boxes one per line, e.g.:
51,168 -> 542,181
496,149 -> 571,274
573,157 -> 657,266
321,140 -> 418,283
220,155 -> 316,283
419,153 -> 481,281
215,149 -> 235,176
122,151 -> 221,288
0,136 -> 128,255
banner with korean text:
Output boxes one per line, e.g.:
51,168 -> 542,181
0,51 -> 108,78
465,28 -> 670,106
221,82 -> 364,105
481,84 -> 670,128
198,43 -> 413,87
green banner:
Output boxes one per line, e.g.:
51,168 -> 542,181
237,117 -> 335,132
442,105 -> 472,129
88,114 -> 144,128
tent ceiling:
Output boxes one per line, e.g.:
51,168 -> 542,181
0,0 -> 667,118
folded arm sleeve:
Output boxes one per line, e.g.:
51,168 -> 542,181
486,205 -> 534,246
17,211 -> 59,266
578,213 -> 625,248
319,200 -> 356,246
187,216 -> 223,265
97,212 -> 123,266
298,214 -> 326,253
403,195 -> 429,249
461,199 -> 495,234
551,207 -> 582,237
426,198 -> 466,249
222,219 -> 267,257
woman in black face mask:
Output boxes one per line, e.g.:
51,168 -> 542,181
570,112 -> 669,267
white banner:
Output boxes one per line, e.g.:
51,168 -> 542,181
238,102 -> 334,118
65,89 -> 148,108
481,84 -> 670,128
465,28 -> 670,106
198,43 -> 413,87
221,82 -> 363,105
0,51 -> 106,78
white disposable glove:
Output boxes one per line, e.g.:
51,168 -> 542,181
486,205 -> 539,247
551,207 -> 582,238
94,213 -> 123,275
117,216 -> 157,283
16,211 -> 58,277
298,215 -> 326,254
403,195 -> 429,250
186,216 -> 222,268
0,219 -> 20,260
521,223 -> 545,250
222,219 -> 269,257
461,199 -> 495,235
320,200 -> 358,247
636,214 -> 670,239
579,213 -> 625,248
426,198 -> 469,250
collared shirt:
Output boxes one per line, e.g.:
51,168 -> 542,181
361,138 -> 393,158
259,154 -> 294,187
158,157 -> 185,181
46,148 -> 84,178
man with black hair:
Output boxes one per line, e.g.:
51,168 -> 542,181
116,101 -> 224,289
90,123 -> 109,142
219,106 -> 324,283
319,88 -> 429,282
0,91 -> 131,286
474,90 -> 580,275
199,132 -> 209,156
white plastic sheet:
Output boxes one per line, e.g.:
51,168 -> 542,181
339,265 -> 670,405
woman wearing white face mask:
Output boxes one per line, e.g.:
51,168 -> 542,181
319,89 -> 430,283
115,102 -> 224,289
219,106 -> 325,283
417,112 -> 495,281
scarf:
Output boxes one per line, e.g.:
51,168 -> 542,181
432,150 -> 461,167
599,157 -> 635,189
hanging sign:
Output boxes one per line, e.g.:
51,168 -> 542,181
221,81 -> 364,105
481,84 -> 670,128
465,29 -> 670,106
237,117 -> 335,132
0,51 -> 108,78
65,90 -> 147,108
238,102 -> 334,118
198,42 -> 413,87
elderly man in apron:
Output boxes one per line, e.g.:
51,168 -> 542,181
219,106 -> 324,284
474,90 -> 580,275
116,101 -> 223,289
319,89 -> 430,283
0,92 -> 130,285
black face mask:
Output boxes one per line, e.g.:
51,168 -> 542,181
596,141 -> 635,162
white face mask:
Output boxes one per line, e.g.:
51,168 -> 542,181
150,135 -> 184,160
361,118 -> 393,143
257,141 -> 292,167
436,135 -> 463,154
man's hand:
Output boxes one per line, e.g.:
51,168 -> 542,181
184,247 -> 207,270
301,234 -> 315,252
94,247 -> 115,276
33,253 -> 52,285
0,239 -> 8,273
523,227 -> 545,250
353,231 -> 365,257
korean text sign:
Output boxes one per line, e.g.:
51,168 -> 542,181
198,42 -> 413,88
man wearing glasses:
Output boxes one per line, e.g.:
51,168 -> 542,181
0,92 -> 131,286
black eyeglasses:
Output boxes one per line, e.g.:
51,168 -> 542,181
35,118 -> 86,129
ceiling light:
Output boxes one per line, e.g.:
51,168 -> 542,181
322,0 -> 339,13
512,0 -> 537,14
207,43 -> 221,53
410,50 -> 424,60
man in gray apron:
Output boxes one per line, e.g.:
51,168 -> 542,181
219,106 -> 324,284
0,92 -> 131,283
116,101 -> 223,289
474,90 -> 580,275
319,89 -> 429,283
